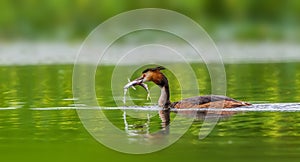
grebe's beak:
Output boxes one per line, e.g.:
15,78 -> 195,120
134,75 -> 145,84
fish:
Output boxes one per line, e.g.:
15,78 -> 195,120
123,78 -> 151,104
123,78 -> 140,89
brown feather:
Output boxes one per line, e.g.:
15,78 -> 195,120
173,100 -> 251,108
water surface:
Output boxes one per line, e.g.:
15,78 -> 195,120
1,63 -> 300,162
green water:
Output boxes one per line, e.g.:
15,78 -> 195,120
1,63 -> 300,162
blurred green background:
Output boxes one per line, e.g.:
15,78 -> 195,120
1,1 -> 300,162
1,0 -> 299,42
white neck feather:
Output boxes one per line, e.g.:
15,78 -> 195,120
158,86 -> 168,107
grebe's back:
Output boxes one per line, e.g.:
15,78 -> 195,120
170,95 -> 251,108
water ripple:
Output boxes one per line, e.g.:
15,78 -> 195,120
22,102 -> 300,112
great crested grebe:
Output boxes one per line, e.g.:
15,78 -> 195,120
130,66 -> 251,109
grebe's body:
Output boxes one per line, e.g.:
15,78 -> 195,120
170,95 -> 249,108
132,66 -> 251,109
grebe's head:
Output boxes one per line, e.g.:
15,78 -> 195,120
135,66 -> 167,86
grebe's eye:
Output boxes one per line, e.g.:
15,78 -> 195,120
142,74 -> 146,78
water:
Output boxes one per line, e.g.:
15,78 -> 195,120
1,63 -> 300,161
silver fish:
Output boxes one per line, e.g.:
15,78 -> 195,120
123,78 -> 140,89
123,78 -> 151,104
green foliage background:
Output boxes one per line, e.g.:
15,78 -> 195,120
1,0 -> 299,41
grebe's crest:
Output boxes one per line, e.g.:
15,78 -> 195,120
142,66 -> 166,73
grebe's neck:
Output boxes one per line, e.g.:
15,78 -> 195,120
157,76 -> 171,108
